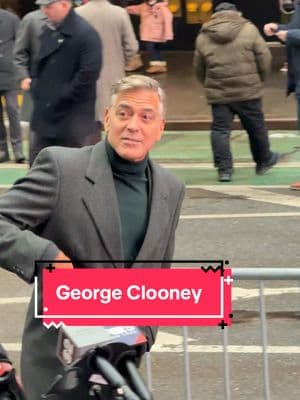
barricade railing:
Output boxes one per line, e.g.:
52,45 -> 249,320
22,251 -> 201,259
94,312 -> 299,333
144,268 -> 300,400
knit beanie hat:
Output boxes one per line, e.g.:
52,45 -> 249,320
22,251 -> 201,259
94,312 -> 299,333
215,2 -> 238,12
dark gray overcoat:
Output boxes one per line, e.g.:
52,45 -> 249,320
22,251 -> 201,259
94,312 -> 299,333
0,142 -> 185,400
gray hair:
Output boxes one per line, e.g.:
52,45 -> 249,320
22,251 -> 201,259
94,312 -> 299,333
110,74 -> 166,117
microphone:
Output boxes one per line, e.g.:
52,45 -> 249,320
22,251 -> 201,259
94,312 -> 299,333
92,355 -> 140,400
57,326 -> 148,367
122,359 -> 152,400
43,326 -> 153,399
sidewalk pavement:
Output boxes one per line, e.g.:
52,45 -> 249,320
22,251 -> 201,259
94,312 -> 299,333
1,131 -> 299,187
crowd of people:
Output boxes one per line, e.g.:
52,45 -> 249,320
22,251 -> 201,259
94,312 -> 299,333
0,0 -> 174,167
0,0 -> 298,185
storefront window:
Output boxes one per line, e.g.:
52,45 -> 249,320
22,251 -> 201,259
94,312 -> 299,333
186,0 -> 213,24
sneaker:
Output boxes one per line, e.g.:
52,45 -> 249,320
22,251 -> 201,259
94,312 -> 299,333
218,171 -> 232,182
280,62 -> 288,73
15,154 -> 26,163
256,152 -> 279,175
0,150 -> 9,163
290,181 -> 300,190
125,54 -> 143,72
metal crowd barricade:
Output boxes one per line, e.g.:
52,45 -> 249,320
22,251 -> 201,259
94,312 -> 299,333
144,268 -> 300,400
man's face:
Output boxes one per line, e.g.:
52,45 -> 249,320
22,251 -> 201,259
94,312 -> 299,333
104,89 -> 165,162
41,1 -> 68,23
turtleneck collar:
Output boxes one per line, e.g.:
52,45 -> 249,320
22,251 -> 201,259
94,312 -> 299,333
105,137 -> 148,176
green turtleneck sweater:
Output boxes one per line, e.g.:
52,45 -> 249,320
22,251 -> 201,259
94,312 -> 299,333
105,139 -> 149,266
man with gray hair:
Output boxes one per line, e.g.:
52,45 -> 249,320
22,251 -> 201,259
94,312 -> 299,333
13,8 -> 47,122
0,74 -> 185,400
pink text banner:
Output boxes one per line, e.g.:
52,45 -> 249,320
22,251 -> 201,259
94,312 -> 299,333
38,267 -> 232,328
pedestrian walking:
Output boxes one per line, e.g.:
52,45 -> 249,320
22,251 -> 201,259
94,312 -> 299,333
0,8 -> 25,163
14,9 -> 47,123
28,0 -> 102,166
264,1 -> 300,190
126,0 -> 173,74
76,0 -> 139,139
194,1 -> 278,182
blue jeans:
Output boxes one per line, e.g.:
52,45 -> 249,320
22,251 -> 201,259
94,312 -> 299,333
144,41 -> 164,61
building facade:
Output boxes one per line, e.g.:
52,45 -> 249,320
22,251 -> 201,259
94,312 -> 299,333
16,0 -> 282,49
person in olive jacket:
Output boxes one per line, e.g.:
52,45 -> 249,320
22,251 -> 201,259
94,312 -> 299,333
194,2 -> 279,182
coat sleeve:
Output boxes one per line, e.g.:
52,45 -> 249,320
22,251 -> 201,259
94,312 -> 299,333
125,5 -> 142,15
55,27 -> 102,108
120,9 -> 139,63
162,5 -> 173,41
193,34 -> 206,84
286,29 -> 300,46
13,14 -> 32,81
0,149 -> 61,284
252,26 -> 272,82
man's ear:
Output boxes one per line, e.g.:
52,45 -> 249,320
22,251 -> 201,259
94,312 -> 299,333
156,119 -> 165,142
104,108 -> 110,134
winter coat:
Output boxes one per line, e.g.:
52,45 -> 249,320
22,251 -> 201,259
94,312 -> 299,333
278,4 -> 300,96
0,9 -> 19,91
30,9 -> 102,139
13,9 -> 47,82
126,1 -> 173,42
194,11 -> 271,104
76,0 -> 138,122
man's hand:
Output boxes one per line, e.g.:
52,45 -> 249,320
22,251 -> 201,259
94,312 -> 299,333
20,78 -> 32,91
0,361 -> 25,393
276,30 -> 288,42
53,251 -> 73,269
264,23 -> 278,36
0,361 -> 12,376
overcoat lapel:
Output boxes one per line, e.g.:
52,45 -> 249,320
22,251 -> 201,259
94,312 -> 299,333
134,161 -> 170,266
38,10 -> 74,62
82,142 -> 123,265
38,28 -> 66,61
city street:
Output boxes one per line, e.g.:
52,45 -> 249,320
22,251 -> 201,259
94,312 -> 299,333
1,180 -> 299,399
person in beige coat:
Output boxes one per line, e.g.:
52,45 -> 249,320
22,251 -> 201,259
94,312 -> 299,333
76,0 -> 139,137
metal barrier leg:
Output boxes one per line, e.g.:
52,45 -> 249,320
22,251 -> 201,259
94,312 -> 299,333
145,351 -> 153,392
259,281 -> 271,400
222,327 -> 231,400
183,326 -> 192,400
